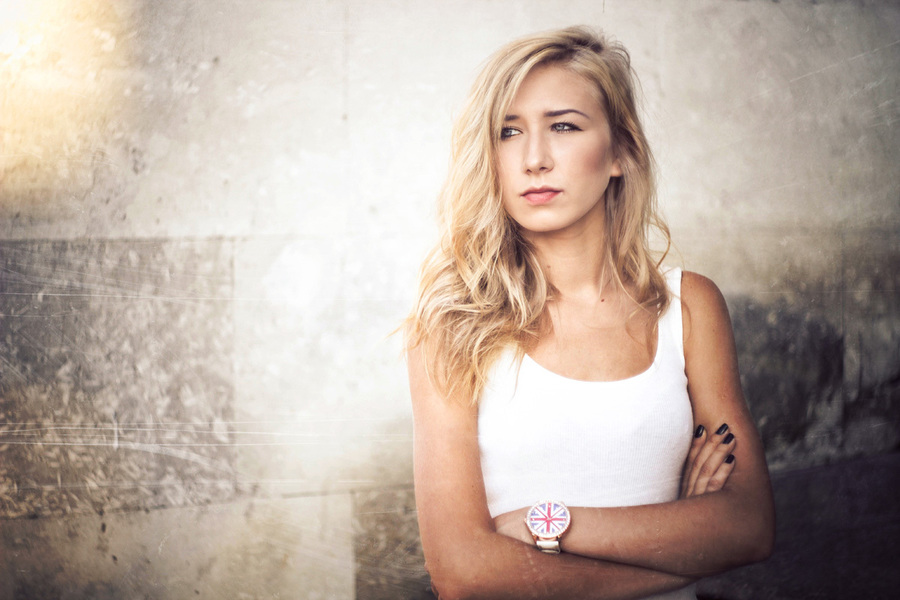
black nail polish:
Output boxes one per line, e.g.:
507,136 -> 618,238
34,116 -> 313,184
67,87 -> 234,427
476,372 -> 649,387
722,433 -> 734,444
715,423 -> 729,435
725,454 -> 735,464
694,425 -> 705,438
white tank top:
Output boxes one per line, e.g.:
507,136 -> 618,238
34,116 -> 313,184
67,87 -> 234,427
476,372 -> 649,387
478,268 -> 697,600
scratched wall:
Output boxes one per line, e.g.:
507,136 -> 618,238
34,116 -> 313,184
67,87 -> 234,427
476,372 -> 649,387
0,1 -> 897,599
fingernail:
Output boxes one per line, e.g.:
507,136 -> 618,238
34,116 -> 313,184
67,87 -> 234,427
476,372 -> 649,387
715,423 -> 729,435
725,454 -> 735,464
694,425 -> 705,438
722,433 -> 734,444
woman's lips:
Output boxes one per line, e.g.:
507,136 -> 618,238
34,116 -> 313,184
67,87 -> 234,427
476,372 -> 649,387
522,188 -> 560,205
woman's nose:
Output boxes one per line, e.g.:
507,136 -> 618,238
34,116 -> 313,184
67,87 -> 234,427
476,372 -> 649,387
524,134 -> 553,173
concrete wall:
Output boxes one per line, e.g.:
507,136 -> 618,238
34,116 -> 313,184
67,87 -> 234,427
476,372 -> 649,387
0,0 -> 897,598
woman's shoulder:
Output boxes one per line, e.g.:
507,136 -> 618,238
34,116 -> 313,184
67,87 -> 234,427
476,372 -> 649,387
680,270 -> 724,301
679,271 -> 731,346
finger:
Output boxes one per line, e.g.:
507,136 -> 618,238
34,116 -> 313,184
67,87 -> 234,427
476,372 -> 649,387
686,423 -> 730,494
694,432 -> 736,494
681,425 -> 707,498
685,424 -> 730,496
705,453 -> 736,493
686,425 -> 706,468
693,433 -> 737,495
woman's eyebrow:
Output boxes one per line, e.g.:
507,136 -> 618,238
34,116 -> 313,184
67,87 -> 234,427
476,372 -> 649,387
545,108 -> 590,119
504,108 -> 590,121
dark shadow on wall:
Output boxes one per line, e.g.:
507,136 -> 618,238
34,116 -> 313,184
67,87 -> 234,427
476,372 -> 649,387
729,294 -> 900,469
731,295 -> 845,453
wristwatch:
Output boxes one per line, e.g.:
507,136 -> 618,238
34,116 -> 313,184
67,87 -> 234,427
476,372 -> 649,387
525,500 -> 571,553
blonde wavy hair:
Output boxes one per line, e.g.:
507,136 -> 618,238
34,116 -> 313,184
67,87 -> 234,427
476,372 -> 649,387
406,26 -> 671,404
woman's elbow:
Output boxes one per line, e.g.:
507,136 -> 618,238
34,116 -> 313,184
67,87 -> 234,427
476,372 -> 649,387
748,516 -> 775,563
428,566 -> 496,600
430,579 -> 480,600
736,505 -> 775,566
428,576 -> 464,600
424,548 -> 494,600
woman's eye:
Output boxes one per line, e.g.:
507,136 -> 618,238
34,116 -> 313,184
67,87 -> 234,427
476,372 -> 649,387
552,121 -> 580,133
500,127 -> 521,140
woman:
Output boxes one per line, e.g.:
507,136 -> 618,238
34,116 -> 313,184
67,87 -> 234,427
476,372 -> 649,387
406,26 -> 774,600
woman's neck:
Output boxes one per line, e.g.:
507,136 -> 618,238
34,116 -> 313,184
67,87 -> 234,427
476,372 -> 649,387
527,226 -> 613,302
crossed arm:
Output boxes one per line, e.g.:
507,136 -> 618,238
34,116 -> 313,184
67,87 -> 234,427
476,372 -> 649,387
408,273 -> 775,599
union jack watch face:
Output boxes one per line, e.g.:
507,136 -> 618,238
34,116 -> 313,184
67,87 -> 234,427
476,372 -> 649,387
526,500 -> 571,538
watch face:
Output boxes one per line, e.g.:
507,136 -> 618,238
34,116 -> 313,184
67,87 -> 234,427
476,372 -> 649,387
526,501 -> 570,538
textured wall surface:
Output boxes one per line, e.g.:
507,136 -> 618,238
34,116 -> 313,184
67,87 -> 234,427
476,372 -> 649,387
1,0 -> 898,598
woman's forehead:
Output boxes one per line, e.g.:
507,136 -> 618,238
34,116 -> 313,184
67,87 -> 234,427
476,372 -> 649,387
506,65 -> 604,117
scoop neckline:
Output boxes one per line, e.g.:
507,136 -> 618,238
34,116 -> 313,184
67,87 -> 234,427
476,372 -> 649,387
517,267 -> 678,385
521,326 -> 661,385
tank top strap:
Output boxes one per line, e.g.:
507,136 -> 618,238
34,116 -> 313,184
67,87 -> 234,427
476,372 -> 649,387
659,267 -> 685,370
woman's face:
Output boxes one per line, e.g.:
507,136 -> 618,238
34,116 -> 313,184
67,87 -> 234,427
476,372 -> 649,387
496,64 -> 621,238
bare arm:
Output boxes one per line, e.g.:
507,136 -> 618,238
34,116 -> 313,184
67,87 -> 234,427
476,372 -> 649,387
409,345 -> 696,600
491,272 -> 775,577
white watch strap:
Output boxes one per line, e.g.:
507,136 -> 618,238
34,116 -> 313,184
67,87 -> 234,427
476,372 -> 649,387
535,538 -> 561,553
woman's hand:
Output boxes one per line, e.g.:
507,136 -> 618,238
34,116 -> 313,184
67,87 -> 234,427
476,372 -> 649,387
492,507 -> 532,545
680,423 -> 737,499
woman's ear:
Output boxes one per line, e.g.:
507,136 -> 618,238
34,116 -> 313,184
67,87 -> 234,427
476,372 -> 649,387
610,157 -> 623,178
